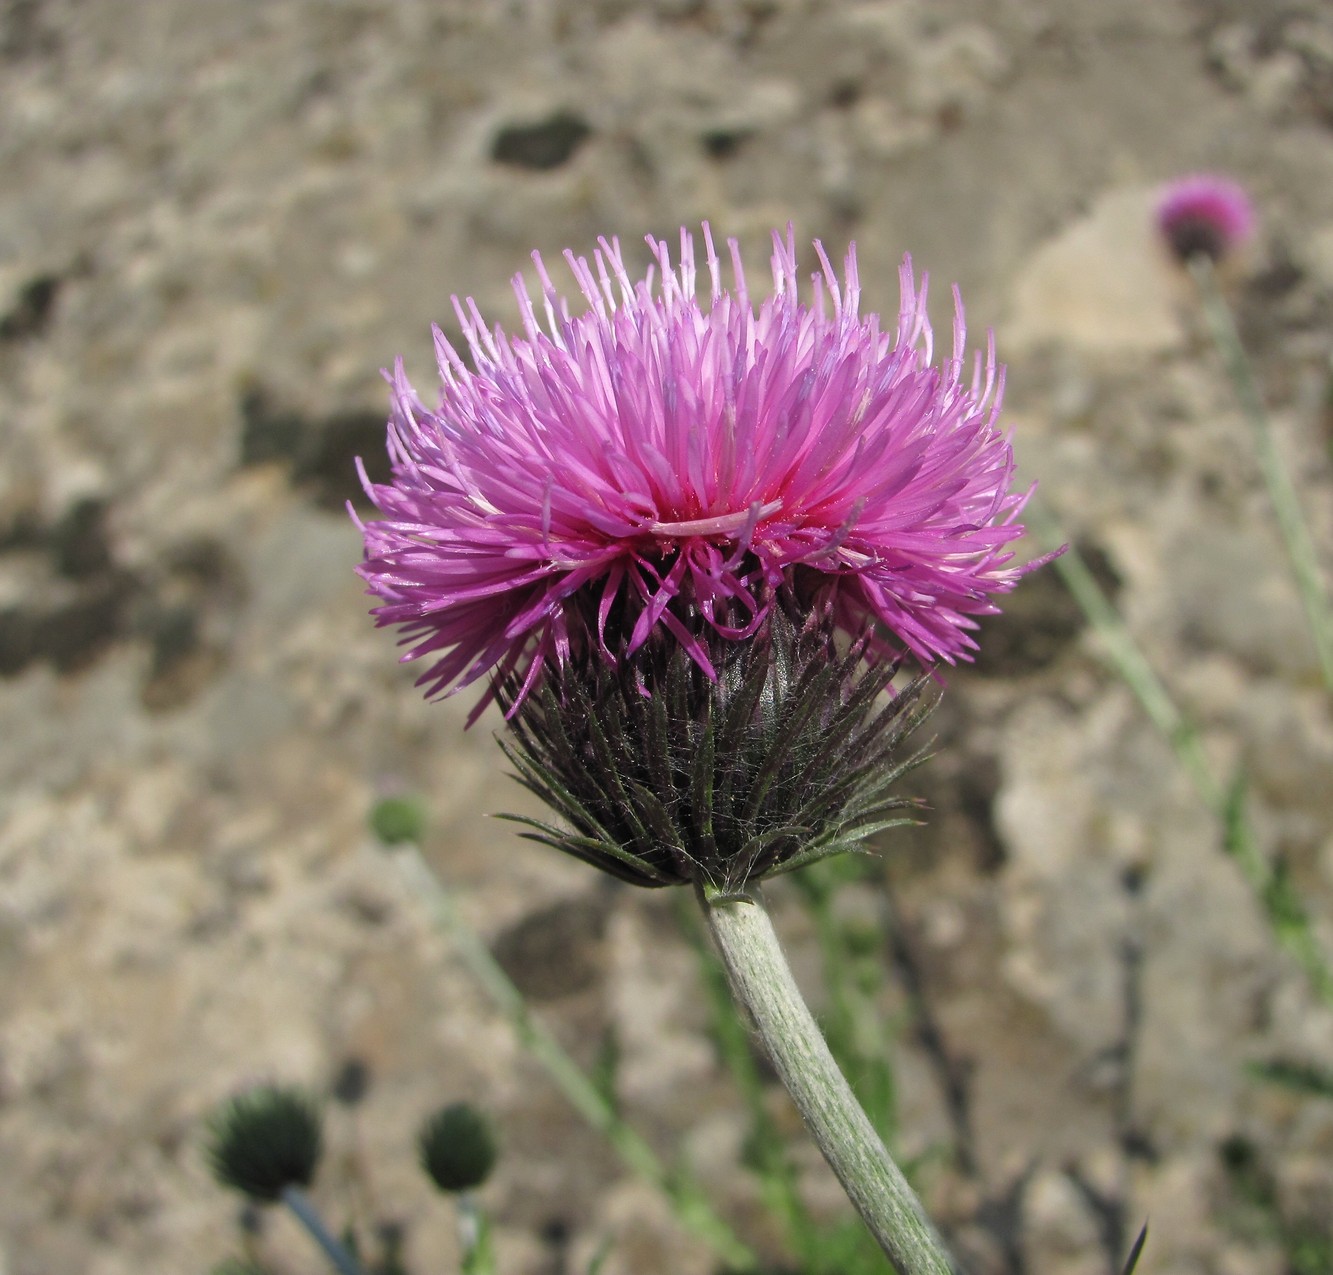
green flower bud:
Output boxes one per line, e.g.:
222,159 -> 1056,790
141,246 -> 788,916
417,1102 -> 498,1193
205,1085 -> 324,1203
370,795 -> 428,846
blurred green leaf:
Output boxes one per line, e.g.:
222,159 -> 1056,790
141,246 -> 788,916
1120,1222 -> 1148,1275
591,1027 -> 622,1115
1247,1058 -> 1333,1100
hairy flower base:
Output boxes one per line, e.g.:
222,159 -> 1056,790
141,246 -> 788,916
497,601 -> 932,893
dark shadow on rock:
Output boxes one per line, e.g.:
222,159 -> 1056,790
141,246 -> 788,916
0,272 -> 61,341
51,498 -> 113,580
972,539 -> 1121,679
955,753 -> 1007,873
894,692 -> 1007,876
0,496 -> 136,677
331,1057 -> 371,1107
491,111 -> 591,171
238,384 -> 390,512
0,575 -> 135,677
137,537 -> 244,712
0,500 -> 240,710
291,409 -> 394,512
238,385 -> 307,468
701,127 -> 750,160
0,0 -> 61,60
492,896 -> 609,1002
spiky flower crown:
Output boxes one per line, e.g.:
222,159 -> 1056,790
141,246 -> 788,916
356,227 -> 1036,723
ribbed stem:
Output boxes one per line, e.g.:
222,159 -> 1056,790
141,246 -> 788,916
282,1186 -> 366,1275
699,882 -> 958,1275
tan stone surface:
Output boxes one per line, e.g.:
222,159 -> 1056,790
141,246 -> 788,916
2,1 -> 1333,1272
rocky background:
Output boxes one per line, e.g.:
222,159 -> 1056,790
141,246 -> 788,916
3,0 -> 1333,1272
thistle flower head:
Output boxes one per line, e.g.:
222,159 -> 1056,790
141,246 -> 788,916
1156,174 -> 1256,264
355,225 -> 1035,720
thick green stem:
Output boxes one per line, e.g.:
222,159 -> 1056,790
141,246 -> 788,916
699,883 -> 957,1275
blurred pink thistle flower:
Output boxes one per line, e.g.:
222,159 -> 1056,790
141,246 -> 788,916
355,226 -> 1037,719
1156,173 -> 1256,264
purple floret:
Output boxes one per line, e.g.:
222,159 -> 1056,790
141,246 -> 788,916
355,225 -> 1040,716
1156,174 -> 1256,263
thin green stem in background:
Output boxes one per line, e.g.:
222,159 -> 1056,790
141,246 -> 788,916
1189,253 -> 1333,692
789,860 -> 901,1146
699,882 -> 958,1275
390,843 -> 758,1271
1221,778 -> 1333,1006
1030,505 -> 1333,1006
281,1186 -> 367,1275
456,1192 -> 496,1275
1028,505 -> 1222,809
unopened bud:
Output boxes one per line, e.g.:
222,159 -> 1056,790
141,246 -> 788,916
417,1102 -> 498,1193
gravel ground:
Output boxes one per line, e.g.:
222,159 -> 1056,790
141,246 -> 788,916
2,1 -> 1333,1272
